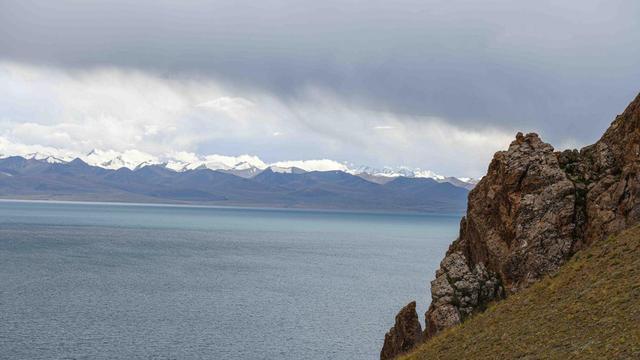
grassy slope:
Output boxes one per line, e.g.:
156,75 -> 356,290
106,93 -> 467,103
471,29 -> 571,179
402,225 -> 640,359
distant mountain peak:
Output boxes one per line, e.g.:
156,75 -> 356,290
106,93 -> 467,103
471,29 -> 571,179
82,149 -> 160,170
23,152 -> 66,164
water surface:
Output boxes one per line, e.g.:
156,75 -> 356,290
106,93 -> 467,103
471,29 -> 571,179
0,200 -> 459,359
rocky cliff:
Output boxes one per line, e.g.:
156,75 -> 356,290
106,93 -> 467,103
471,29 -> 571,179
381,92 -> 640,359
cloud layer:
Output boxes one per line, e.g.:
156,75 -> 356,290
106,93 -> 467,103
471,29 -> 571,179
2,1 -> 640,140
1,1 -> 640,176
0,62 -> 514,177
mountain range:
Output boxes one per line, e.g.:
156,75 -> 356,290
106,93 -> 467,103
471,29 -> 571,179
0,154 -> 471,212
6,149 -> 477,189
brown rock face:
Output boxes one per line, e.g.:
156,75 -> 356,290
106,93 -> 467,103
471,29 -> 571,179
381,93 -> 640,356
424,131 -> 578,336
580,94 -> 640,245
427,93 -> 640,334
380,301 -> 424,360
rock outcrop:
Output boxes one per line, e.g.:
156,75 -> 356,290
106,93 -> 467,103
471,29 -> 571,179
381,93 -> 640,358
380,301 -> 424,360
425,131 -> 578,336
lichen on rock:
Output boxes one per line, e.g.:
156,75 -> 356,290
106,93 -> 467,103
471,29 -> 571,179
424,252 -> 502,336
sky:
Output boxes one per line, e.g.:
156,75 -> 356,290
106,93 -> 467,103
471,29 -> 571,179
1,0 -> 640,177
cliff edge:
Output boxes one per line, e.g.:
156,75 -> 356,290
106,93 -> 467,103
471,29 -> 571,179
381,92 -> 640,359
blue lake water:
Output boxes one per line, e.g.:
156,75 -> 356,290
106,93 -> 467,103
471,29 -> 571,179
0,200 -> 460,359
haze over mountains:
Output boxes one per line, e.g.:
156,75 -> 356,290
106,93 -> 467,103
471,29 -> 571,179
0,151 -> 474,212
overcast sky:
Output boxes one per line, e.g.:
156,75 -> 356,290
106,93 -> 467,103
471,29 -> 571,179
1,0 -> 640,177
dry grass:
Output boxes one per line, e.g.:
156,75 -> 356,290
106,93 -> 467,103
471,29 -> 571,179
401,225 -> 640,360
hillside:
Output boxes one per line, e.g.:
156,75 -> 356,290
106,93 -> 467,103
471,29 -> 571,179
401,224 -> 640,359
380,93 -> 640,359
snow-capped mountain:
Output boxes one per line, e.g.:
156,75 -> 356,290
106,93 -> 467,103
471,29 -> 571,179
345,165 -> 478,188
165,153 -> 267,173
347,165 -> 445,180
23,153 -> 69,164
82,149 -> 161,170
0,147 -> 477,189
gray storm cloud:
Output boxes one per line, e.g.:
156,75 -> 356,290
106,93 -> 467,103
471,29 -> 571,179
1,0 -> 640,175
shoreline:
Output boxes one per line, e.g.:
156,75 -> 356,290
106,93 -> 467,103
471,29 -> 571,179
0,197 -> 465,218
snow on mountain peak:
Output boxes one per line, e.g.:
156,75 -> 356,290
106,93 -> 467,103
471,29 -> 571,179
82,149 -> 160,170
23,153 -> 67,163
457,177 -> 479,184
164,152 -> 267,172
412,169 -> 446,180
203,154 -> 267,170
347,165 -> 445,180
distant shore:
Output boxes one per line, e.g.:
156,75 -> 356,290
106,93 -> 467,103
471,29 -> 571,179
0,197 -> 466,217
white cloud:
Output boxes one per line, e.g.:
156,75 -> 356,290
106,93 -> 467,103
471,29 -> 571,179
201,154 -> 267,170
197,96 -> 255,119
0,136 -> 76,160
270,159 -> 348,172
0,61 -> 520,177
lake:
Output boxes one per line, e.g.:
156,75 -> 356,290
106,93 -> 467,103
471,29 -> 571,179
0,200 -> 460,359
